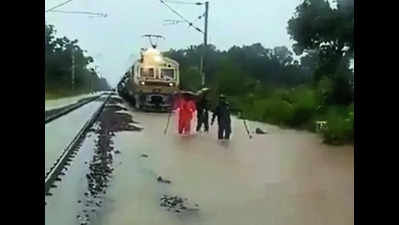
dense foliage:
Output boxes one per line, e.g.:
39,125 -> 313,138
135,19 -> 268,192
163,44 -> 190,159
45,23 -> 111,99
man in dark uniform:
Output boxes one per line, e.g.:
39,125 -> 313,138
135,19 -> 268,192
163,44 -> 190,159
196,93 -> 210,132
211,94 -> 232,140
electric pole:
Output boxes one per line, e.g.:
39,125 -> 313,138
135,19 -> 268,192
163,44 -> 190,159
71,47 -> 75,91
204,1 -> 208,47
160,0 -> 209,86
201,1 -> 209,87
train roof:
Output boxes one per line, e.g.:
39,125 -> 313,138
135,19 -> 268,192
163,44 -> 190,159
163,57 -> 179,66
137,48 -> 179,67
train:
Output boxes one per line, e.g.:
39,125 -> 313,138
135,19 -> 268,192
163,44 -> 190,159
118,44 -> 180,112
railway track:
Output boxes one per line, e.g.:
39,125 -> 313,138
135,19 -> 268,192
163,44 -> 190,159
45,94 -> 104,124
45,93 -> 111,195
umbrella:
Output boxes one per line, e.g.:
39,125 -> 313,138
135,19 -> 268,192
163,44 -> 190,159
196,87 -> 210,96
180,90 -> 196,96
179,90 -> 197,100
200,87 -> 210,93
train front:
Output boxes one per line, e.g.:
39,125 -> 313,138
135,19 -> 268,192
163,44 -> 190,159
132,48 -> 179,112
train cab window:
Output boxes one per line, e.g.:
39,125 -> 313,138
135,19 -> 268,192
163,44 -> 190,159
160,68 -> 175,81
140,67 -> 154,78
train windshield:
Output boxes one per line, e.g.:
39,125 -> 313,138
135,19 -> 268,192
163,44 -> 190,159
160,68 -> 175,81
140,67 -> 155,78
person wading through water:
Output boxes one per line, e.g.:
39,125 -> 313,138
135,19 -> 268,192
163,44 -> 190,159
175,92 -> 196,135
211,94 -> 232,140
196,91 -> 210,132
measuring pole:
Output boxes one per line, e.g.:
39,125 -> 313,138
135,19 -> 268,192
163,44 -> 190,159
201,1 -> 209,87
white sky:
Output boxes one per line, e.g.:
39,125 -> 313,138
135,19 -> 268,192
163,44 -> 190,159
45,0 -> 308,87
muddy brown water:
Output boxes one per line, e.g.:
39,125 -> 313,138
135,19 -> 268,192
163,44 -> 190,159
45,101 -> 104,174
45,95 -> 353,225
92,103 -> 353,225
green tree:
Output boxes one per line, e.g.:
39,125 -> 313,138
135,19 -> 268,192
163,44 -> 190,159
179,67 -> 202,92
287,0 -> 354,103
45,22 -> 110,97
287,0 -> 353,62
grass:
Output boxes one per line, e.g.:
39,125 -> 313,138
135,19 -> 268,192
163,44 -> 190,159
228,86 -> 354,145
321,104 -> 354,145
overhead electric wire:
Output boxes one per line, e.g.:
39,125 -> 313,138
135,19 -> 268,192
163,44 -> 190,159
193,12 -> 205,22
163,19 -> 185,25
160,0 -> 204,33
45,0 -> 74,12
47,10 -> 107,17
164,0 -> 203,5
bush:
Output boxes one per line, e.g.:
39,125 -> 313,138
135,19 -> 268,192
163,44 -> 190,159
316,76 -> 334,106
286,87 -> 317,126
259,98 -> 294,125
225,85 -> 354,145
322,105 -> 354,144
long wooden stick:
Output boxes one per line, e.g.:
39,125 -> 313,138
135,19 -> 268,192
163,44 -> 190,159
164,109 -> 172,134
243,119 -> 253,139
240,111 -> 252,139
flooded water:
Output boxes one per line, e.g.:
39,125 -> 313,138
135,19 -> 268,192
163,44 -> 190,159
45,101 -> 104,174
92,107 -> 354,225
45,92 -> 104,111
45,134 -> 97,225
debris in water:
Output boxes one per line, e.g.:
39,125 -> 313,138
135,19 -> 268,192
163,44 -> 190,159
78,97 -> 141,222
160,194 -> 199,213
157,176 -> 171,184
255,128 -> 267,134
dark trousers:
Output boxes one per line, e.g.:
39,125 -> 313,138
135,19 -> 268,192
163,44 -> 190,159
218,124 -> 231,140
196,112 -> 209,132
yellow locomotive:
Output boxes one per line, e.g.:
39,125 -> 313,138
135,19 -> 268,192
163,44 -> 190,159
118,35 -> 180,112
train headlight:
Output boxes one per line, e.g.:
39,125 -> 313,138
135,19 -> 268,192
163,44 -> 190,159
168,82 -> 174,87
140,81 -> 145,86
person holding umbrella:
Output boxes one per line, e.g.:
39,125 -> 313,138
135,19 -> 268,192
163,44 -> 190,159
196,88 -> 210,132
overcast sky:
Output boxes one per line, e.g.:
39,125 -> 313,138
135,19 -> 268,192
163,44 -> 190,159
45,0 -> 307,87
